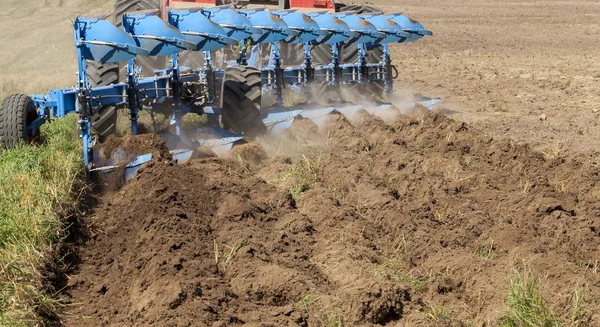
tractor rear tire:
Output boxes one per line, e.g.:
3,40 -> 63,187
336,4 -> 383,14
279,43 -> 306,67
87,62 -> 120,138
87,0 -> 163,139
0,94 -> 39,149
336,4 -> 385,64
309,4 -> 385,66
367,80 -> 388,102
113,0 -> 165,77
221,66 -> 266,137
310,44 -> 334,66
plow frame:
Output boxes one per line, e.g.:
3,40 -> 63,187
1,2 -> 436,183
28,15 -> 230,170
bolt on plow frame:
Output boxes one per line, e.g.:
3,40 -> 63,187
0,0 -> 437,183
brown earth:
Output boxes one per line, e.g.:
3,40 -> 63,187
3,0 -> 598,155
3,0 -> 596,325
377,0 -> 600,155
99,134 -> 172,160
63,109 -> 600,326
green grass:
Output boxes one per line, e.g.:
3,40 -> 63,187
277,153 -> 324,199
422,304 -> 454,324
0,114 -> 83,326
475,240 -> 496,260
297,294 -> 315,310
218,239 -> 247,270
316,311 -> 343,327
568,286 -> 586,324
501,269 -> 561,327
374,237 -> 431,293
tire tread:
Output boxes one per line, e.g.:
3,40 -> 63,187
0,94 -> 36,148
220,66 -> 266,137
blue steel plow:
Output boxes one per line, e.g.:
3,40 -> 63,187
0,5 -> 437,183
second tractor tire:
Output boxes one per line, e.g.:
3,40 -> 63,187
220,66 -> 266,137
113,0 -> 165,77
87,62 -> 120,138
336,4 -> 385,64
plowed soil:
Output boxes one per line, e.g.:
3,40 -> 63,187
379,0 -> 600,155
63,109 -> 600,326
1,0 -> 598,326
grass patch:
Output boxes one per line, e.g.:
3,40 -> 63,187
542,143 -> 563,161
316,311 -> 343,327
374,236 -> 431,293
422,304 -> 454,324
277,153 -> 324,199
295,293 -> 342,327
297,293 -> 315,310
214,238 -> 247,270
0,114 -> 83,326
567,285 -> 592,326
475,240 -> 496,260
500,269 -> 561,327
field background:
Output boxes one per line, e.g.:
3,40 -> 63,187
387,0 -> 600,154
0,0 -> 112,101
1,0 -> 599,326
2,0 -> 598,155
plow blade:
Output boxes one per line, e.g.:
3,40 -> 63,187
122,154 -> 153,181
391,97 -> 441,112
123,13 -> 196,56
160,127 -> 244,158
307,12 -> 358,44
91,151 -> 153,184
168,10 -> 238,51
75,17 -> 149,63
415,97 -> 441,110
298,106 -> 336,127
275,11 -> 327,44
170,149 -> 194,163
201,7 -> 262,41
363,103 -> 400,121
335,104 -> 364,115
194,129 -> 245,154
261,109 -> 304,135
298,106 -> 336,120
387,14 -> 432,42
363,103 -> 393,114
